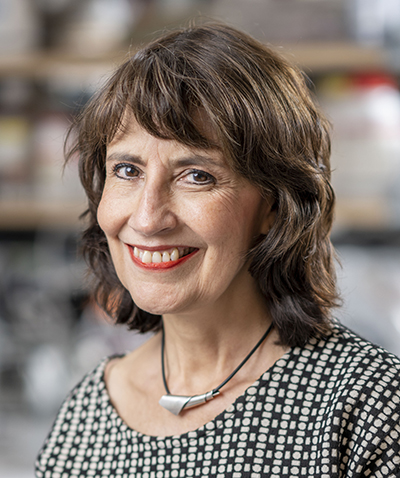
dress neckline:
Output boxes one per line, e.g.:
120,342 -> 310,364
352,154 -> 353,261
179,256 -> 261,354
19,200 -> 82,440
98,346 -> 295,442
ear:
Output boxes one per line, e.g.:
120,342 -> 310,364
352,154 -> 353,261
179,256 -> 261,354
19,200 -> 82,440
260,197 -> 276,235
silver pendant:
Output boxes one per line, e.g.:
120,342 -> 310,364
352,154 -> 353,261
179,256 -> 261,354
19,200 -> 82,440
159,390 -> 220,415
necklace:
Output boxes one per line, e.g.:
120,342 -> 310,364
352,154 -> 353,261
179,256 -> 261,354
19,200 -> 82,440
159,323 -> 274,415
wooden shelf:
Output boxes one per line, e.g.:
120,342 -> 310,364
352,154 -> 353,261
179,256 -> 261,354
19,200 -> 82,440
334,197 -> 390,230
0,51 -> 127,79
0,199 -> 86,230
0,42 -> 386,79
276,42 -> 385,73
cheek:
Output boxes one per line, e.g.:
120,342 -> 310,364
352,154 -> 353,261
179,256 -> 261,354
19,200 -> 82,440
188,198 -> 233,240
187,194 -> 258,249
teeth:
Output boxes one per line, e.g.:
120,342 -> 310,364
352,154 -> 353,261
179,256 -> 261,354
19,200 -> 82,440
162,251 -> 170,262
170,248 -> 179,261
134,247 -> 191,264
152,251 -> 162,263
142,251 -> 152,263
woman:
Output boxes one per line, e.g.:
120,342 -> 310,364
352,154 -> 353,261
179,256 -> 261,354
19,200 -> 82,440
36,23 -> 400,477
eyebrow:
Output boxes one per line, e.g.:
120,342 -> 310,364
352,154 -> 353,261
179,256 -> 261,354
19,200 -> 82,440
106,153 -> 145,165
106,152 -> 225,168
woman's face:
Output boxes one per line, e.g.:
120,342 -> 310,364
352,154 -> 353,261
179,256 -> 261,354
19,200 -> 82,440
97,118 -> 275,316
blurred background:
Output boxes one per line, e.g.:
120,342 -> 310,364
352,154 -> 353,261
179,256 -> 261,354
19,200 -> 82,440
1,0 -> 400,476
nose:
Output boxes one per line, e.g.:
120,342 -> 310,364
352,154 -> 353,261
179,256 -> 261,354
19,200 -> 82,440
128,180 -> 178,237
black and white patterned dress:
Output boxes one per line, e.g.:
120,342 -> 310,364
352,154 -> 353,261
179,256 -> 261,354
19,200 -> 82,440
35,323 -> 400,477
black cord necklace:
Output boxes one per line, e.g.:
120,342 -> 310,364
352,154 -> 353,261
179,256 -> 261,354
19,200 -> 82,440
159,323 -> 274,415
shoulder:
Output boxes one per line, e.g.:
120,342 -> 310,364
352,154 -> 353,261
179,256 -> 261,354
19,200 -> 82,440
67,355 -> 118,403
308,325 -> 399,431
47,353 -> 117,419
35,355 -> 119,476
41,355 -> 115,422
301,321 -> 400,374
331,321 -> 400,395
276,323 -> 400,475
301,322 -> 400,396
283,322 -> 400,423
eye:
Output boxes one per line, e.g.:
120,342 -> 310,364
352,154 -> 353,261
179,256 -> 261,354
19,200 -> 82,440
112,163 -> 140,179
186,169 -> 215,185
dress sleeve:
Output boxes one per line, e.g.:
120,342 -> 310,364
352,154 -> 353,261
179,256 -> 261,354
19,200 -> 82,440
338,353 -> 400,477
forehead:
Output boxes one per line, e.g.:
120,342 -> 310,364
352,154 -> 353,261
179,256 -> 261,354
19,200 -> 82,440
109,106 -> 220,147
106,116 -> 229,170
107,111 -> 224,157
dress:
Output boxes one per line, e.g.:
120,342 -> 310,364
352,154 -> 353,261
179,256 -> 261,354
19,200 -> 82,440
35,323 -> 400,478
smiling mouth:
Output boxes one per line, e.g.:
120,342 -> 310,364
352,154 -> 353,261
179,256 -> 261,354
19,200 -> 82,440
128,246 -> 198,269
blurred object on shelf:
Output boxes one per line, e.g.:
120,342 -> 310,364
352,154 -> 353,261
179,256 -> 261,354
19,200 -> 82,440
0,228 -> 148,415
32,113 -> 84,202
347,0 -> 400,71
24,344 -> 70,415
36,0 -> 145,53
0,0 -> 41,55
212,0 -> 400,55
0,230 -> 79,413
0,77 -> 34,110
0,115 -> 32,200
0,78 -> 34,201
44,65 -> 107,110
211,0 -> 348,44
347,0 -> 400,46
54,0 -> 214,56
57,0 -> 146,56
317,72 -> 400,231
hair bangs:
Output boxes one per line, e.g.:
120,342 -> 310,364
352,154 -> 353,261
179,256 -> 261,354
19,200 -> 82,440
104,47 -> 220,152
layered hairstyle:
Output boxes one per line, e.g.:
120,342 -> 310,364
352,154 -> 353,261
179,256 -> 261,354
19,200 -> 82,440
67,22 -> 340,347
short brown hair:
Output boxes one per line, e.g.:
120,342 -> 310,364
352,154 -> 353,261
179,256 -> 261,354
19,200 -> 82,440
68,22 -> 339,347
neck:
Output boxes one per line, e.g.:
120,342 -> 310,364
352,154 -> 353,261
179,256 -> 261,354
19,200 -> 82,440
159,322 -> 273,415
160,292 -> 274,396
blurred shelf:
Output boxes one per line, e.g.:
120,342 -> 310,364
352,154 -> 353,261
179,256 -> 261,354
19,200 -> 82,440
0,42 -> 386,79
328,196 -> 400,245
0,51 -> 127,80
0,200 -> 85,230
333,197 -> 392,231
332,197 -> 399,238
332,227 -> 400,246
277,42 -> 385,73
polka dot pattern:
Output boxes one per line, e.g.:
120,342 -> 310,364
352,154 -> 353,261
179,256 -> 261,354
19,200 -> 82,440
36,324 -> 400,477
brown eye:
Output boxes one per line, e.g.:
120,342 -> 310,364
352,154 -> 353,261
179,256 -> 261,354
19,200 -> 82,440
113,164 -> 140,179
188,170 -> 215,184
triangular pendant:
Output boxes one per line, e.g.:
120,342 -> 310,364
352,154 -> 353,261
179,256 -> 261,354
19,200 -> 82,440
159,390 -> 219,415
159,395 -> 192,415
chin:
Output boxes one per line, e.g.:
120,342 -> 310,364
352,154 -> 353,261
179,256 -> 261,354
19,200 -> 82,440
132,295 -> 188,317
